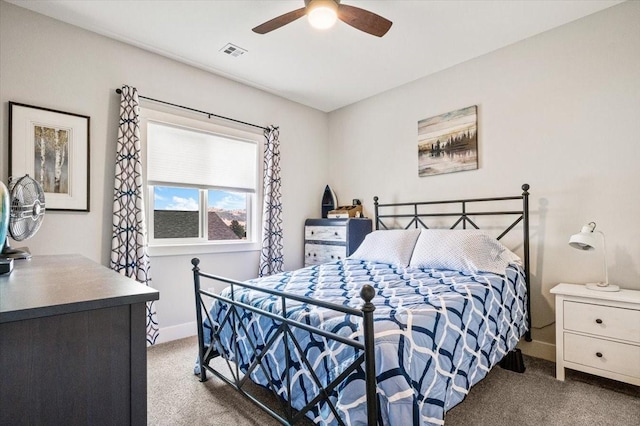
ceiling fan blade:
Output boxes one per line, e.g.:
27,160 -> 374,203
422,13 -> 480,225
337,4 -> 392,37
252,7 -> 307,34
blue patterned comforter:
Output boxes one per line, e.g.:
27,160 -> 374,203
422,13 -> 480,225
202,259 -> 528,425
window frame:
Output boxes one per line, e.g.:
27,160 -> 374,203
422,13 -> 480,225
140,108 -> 263,257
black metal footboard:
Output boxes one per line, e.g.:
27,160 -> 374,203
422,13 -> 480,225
192,258 -> 378,426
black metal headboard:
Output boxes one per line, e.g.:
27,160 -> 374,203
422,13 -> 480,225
373,183 -> 532,342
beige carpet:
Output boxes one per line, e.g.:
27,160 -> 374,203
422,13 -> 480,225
147,336 -> 639,425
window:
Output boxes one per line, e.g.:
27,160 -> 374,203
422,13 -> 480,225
141,109 -> 262,255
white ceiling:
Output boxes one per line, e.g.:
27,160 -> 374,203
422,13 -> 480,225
7,0 -> 623,112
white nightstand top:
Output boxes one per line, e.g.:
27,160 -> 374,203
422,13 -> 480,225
551,283 -> 640,305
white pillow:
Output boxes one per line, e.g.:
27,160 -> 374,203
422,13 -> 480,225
348,229 -> 421,267
408,229 -> 521,275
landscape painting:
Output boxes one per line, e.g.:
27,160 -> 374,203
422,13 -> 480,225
10,102 -> 90,211
418,105 -> 478,177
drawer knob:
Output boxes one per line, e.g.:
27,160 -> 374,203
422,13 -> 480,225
596,352 -> 603,358
595,318 -> 603,324
330,255 -> 334,259
311,231 -> 314,235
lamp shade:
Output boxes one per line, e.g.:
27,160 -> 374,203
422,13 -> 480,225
569,224 -> 598,250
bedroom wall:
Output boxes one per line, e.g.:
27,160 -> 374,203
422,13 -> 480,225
0,1 -> 328,341
327,1 -> 640,352
2,1 -> 638,353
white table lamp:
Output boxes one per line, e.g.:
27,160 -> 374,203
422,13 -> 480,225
569,222 -> 619,292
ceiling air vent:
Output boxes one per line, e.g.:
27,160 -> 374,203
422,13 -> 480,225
220,43 -> 247,58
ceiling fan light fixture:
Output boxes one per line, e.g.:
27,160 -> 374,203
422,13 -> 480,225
252,0 -> 391,37
307,0 -> 338,30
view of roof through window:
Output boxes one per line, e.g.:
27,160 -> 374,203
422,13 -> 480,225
153,187 -> 247,241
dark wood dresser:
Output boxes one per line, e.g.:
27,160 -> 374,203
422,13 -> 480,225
0,254 -> 159,426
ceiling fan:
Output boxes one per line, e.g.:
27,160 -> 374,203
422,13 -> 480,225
252,0 -> 392,37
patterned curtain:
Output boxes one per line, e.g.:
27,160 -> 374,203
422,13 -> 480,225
258,126 -> 283,277
110,85 -> 159,345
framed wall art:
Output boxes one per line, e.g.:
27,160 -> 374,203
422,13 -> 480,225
418,105 -> 478,177
9,102 -> 90,211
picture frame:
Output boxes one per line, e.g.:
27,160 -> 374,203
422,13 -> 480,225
418,105 -> 478,177
9,102 -> 90,212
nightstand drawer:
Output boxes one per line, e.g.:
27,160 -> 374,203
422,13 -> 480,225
564,301 -> 640,343
304,244 -> 347,265
305,226 -> 346,242
564,333 -> 640,378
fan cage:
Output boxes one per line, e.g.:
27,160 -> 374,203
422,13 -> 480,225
8,175 -> 45,242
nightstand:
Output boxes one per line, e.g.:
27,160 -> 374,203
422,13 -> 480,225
550,283 -> 640,386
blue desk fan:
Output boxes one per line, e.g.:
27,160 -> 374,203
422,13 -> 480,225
0,175 -> 46,273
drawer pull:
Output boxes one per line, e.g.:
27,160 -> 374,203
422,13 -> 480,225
595,318 -> 603,324
596,352 -> 603,358
311,231 -> 314,235
334,232 -> 338,236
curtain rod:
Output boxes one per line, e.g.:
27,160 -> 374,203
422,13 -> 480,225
115,88 -> 268,131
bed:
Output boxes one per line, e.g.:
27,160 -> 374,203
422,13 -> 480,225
192,184 -> 531,425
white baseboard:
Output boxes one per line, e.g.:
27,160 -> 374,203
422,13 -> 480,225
155,321 -> 197,345
517,339 -> 555,362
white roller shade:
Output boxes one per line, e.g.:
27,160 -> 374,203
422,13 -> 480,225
147,121 -> 257,192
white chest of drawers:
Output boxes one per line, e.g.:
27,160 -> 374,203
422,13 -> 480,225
304,218 -> 371,267
551,283 -> 640,386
